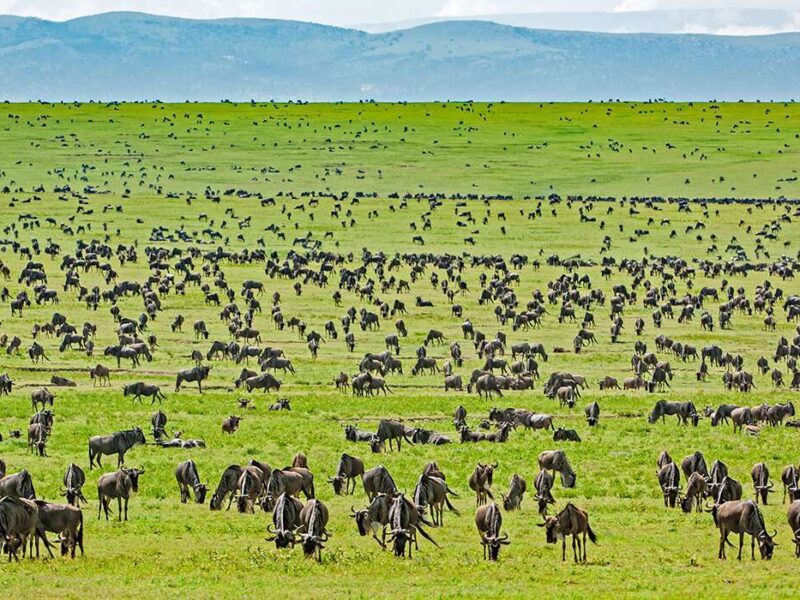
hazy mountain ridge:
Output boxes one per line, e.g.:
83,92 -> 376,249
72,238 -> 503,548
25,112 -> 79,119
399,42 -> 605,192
0,12 -> 798,101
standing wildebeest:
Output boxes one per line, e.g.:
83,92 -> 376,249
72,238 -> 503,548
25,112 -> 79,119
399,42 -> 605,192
175,459 -> 208,504
413,472 -> 459,526
782,465 -> 800,504
0,496 -> 39,561
0,469 -> 36,499
97,468 -> 144,521
475,502 -> 510,561
681,451 -> 708,479
33,500 -> 84,558
298,499 -> 330,561
151,410 -> 167,441
62,464 -> 87,506
585,402 -> 600,426
731,407 -> 755,433
539,503 -> 598,562
88,427 -> 146,469
469,462 -> 497,506
329,453 -> 365,495
680,472 -> 707,513
767,402 -> 795,426
648,400 -> 699,426
534,470 -> 556,516
89,364 -> 111,386
351,493 -> 392,549
538,450 -> 577,488
362,465 -> 398,500
453,405 -> 467,429
123,382 -> 166,404
501,474 -> 527,511
787,500 -> 800,556
711,500 -> 776,560
751,463 -> 775,505
266,492 -> 304,548
209,465 -> 243,510
31,388 -> 55,412
658,462 -> 681,508
175,365 -> 211,392
385,493 -> 437,558
244,372 -> 281,393
235,465 -> 264,513
376,419 -> 414,452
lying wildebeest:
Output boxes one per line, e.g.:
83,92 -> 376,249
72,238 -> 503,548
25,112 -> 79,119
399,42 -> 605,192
266,492 -> 304,548
711,499 -> 776,560
61,464 -> 87,506
97,468 -> 144,521
553,428 -> 581,442
222,415 -> 242,434
385,492 -> 437,558
123,382 -> 166,404
411,428 -> 451,445
413,472 -> 459,526
33,500 -> 84,558
329,453 -> 365,495
475,502 -> 510,561
362,465 -> 398,500
269,398 -> 291,411
648,400 -> 699,426
469,462 -> 497,506
175,459 -> 208,504
88,426 -> 146,469
538,450 -> 576,488
297,499 -> 330,561
501,473 -> 527,511
539,503 -> 597,562
175,365 -> 211,393
209,465 -> 243,510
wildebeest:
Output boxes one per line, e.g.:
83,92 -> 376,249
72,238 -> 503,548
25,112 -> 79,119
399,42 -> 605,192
553,428 -> 581,442
413,472 -> 459,526
329,453 -> 365,495
475,502 -> 510,560
88,427 -> 146,469
711,500 -> 776,560
89,364 -> 111,386
501,474 -> 526,511
534,470 -> 556,516
538,450 -> 576,488
658,462 -> 681,508
362,465 -> 398,500
539,503 -> 597,562
411,428 -> 451,445
209,464 -> 243,510
767,402 -> 795,426
97,468 -> 144,521
680,472 -> 707,513
351,493 -> 391,549
61,464 -> 87,506
0,496 -> 39,561
585,402 -> 600,426
787,500 -> 800,556
0,469 -> 36,499
782,465 -> 800,503
469,462 -> 496,506
222,415 -> 242,434
681,451 -> 708,479
123,381 -> 166,404
266,492 -> 304,548
751,463 -> 775,505
376,419 -> 413,452
244,372 -> 281,393
175,459 -> 208,504
175,365 -> 211,392
234,465 -> 264,513
297,499 -> 330,561
385,492 -> 437,558
30,388 -> 55,412
648,400 -> 699,426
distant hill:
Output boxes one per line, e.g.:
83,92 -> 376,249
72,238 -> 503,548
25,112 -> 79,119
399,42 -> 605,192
0,12 -> 798,101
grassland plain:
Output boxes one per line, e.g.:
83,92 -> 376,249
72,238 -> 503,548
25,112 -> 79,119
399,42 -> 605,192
0,102 -> 799,598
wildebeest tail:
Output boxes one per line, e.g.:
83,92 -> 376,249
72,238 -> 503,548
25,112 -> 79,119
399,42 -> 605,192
416,523 -> 439,547
587,524 -> 598,544
444,484 -> 459,497
444,495 -> 460,515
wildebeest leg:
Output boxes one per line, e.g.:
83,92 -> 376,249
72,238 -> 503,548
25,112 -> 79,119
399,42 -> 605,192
737,532 -> 744,560
562,536 -> 567,561
572,535 -> 578,562
751,534 -> 755,560
582,531 -> 587,561
118,498 -> 123,521
197,380 -> 202,393
118,451 -> 124,467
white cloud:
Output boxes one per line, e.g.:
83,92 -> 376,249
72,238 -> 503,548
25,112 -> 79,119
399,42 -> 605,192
436,0 -> 499,17
613,0 -> 660,12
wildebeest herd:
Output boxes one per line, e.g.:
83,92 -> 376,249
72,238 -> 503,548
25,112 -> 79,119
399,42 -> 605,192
2,102 -> 800,595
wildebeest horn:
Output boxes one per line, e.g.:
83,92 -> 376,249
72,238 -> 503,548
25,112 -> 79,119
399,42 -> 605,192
492,461 -> 499,468
350,505 -> 356,515
767,480 -> 775,490
266,524 -> 275,533
771,529 -> 778,538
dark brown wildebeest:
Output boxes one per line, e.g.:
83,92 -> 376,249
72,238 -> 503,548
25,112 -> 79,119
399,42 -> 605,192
767,402 -> 795,426
297,499 -> 330,561
475,502 -> 510,561
97,468 -> 144,521
221,415 -> 241,434
88,427 -> 146,469
731,407 -> 755,433
658,462 -> 681,508
61,464 -> 87,506
714,476 -> 744,505
648,400 -> 698,426
362,465 -> 398,500
538,450 -> 577,488
351,493 -> 391,549
27,423 -> 48,456
0,469 -> 36,500
376,419 -> 413,452
329,453 -> 364,495
787,500 -> 800,556
175,459 -> 208,504
539,503 -> 598,562
585,402 -> 600,426
0,496 -> 39,561
151,410 -> 167,441
751,463 -> 775,505
656,450 -> 673,469
469,462 -> 497,506
266,492 -> 304,548
782,465 -> 800,503
501,474 -> 526,511
553,428 -> 581,442
453,405 -> 467,429
123,382 -> 166,404
711,499 -> 775,560
534,470 -> 556,516
89,364 -> 111,386
680,472 -> 707,513
244,372 -> 281,393
175,365 -> 211,392
385,493 -> 437,558
33,500 -> 83,558
681,451 -> 708,479
413,472 -> 459,526
598,376 -> 619,390
234,465 -> 263,514
209,465 -> 242,510
264,469 -> 313,511
30,388 -> 55,412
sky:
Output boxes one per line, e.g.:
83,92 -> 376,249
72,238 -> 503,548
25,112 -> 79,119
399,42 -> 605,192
1,0 -> 799,27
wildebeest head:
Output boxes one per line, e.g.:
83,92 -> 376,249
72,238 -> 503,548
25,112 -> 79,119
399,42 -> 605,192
300,531 -> 327,558
329,475 -> 345,495
539,516 -> 560,544
193,483 -> 208,504
369,435 -> 382,453
482,531 -> 510,561
266,524 -> 295,549
757,529 -> 777,559
123,467 -> 144,492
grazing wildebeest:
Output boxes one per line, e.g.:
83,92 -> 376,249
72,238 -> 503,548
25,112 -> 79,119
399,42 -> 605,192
89,364 -> 111,386
30,388 -> 55,412
33,500 -> 84,558
88,427 -> 146,469
648,400 -> 699,426
414,472 -> 459,526
329,453 -> 365,495
97,468 -> 144,521
0,496 -> 39,561
469,462 -> 497,506
453,405 -> 467,429
534,470 -> 556,516
658,462 -> 681,508
351,493 -> 392,549
585,402 -> 600,426
376,419 -> 413,452
266,492 -> 304,548
767,402 -> 795,426
61,464 -> 87,506
175,365 -> 211,392
711,500 -> 775,560
751,463 -> 775,505
123,382 -> 166,404
526,413 -> 555,431
501,474 -> 527,511
297,499 -> 330,561
731,406 -> 755,433
680,472 -> 707,513
0,469 -> 36,499
475,502 -> 510,561
681,451 -> 708,479
787,500 -> 800,556
782,465 -> 800,503
175,459 -> 208,504
234,465 -> 264,514
385,493 -> 437,558
538,450 -> 576,488
539,503 -> 597,562
244,372 -> 281,393
209,465 -> 243,511
362,465 -> 398,500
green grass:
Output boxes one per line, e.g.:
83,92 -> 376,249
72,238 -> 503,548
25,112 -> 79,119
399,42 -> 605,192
1,101 -> 800,598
